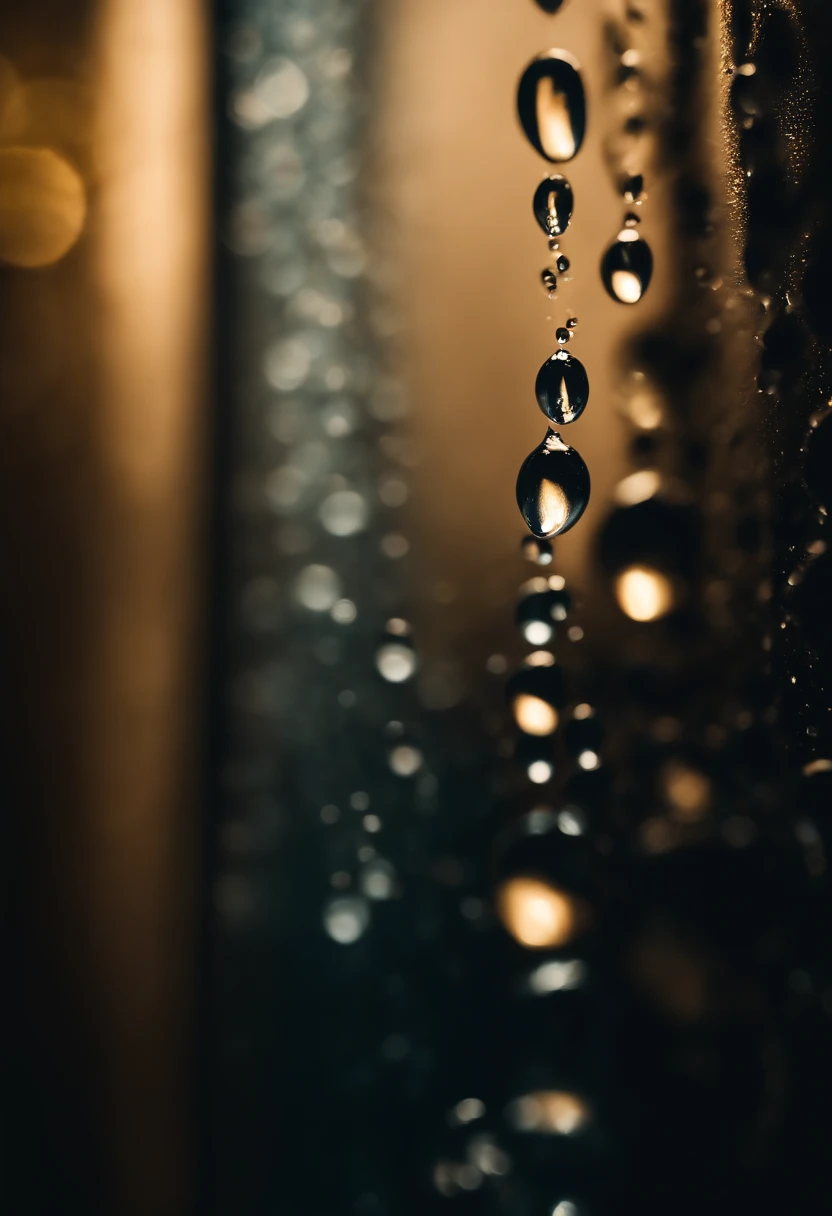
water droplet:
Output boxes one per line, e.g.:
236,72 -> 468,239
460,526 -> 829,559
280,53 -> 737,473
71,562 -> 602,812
556,254 -> 570,273
601,232 -> 653,303
517,432 -> 590,538
323,896 -> 370,944
621,173 -> 644,203
624,210 -> 640,227
541,267 -> 558,294
532,174 -> 574,237
319,489 -> 369,536
376,640 -> 417,683
535,351 -> 589,425
508,664 -> 564,736
566,316 -> 578,329
294,563 -> 341,611
517,51 -> 586,163
521,536 -> 554,565
534,0 -> 568,11
556,327 -> 571,345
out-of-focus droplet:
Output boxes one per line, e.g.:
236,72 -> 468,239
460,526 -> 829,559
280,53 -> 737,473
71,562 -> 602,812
516,578 -> 572,643
517,52 -> 586,163
389,744 -> 423,776
541,267 -> 558,294
497,876 -> 578,947
527,958 -> 586,995
376,639 -> 418,683
319,488 -> 369,536
323,895 -> 370,944
521,536 -> 554,565
622,173 -> 644,203
613,563 -> 675,621
535,351 -> 589,425
601,231 -> 653,303
507,1091 -> 590,1134
0,146 -> 86,267
255,57 -> 310,118
534,0 -> 568,12
516,430 -> 590,539
294,563 -> 341,611
532,173 -> 574,237
508,663 -> 564,736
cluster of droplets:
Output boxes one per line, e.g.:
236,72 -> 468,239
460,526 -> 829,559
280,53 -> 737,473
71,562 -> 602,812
515,45 -> 590,540
599,4 -> 655,306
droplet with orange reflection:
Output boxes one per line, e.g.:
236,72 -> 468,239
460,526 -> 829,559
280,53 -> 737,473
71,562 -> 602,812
613,563 -> 676,621
0,147 -> 86,267
507,1090 -> 591,1135
516,429 -> 590,539
601,230 -> 653,303
497,875 -> 583,948
517,52 -> 586,163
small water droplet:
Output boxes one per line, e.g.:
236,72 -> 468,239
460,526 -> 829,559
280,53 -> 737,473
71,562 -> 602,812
323,895 -> 370,944
516,430 -> 590,538
517,51 -> 586,163
556,327 -> 571,344
521,536 -> 554,565
534,0 -> 567,11
621,174 -> 644,203
532,174 -> 574,237
566,316 -> 578,329
556,254 -> 570,272
601,232 -> 653,303
541,267 -> 558,293
623,210 -> 640,227
535,351 -> 589,425
548,238 -> 560,252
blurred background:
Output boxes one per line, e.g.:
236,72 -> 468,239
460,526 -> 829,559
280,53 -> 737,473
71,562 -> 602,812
4,0 -> 832,1213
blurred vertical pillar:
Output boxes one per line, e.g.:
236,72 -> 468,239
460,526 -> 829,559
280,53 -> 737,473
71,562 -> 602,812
0,0 -> 209,1213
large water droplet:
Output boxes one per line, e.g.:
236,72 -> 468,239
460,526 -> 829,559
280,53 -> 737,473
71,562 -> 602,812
601,231 -> 653,304
517,52 -> 586,163
535,351 -> 589,425
532,174 -> 574,237
517,431 -> 590,538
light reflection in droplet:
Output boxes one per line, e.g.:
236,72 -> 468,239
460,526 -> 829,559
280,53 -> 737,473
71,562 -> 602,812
497,876 -> 577,947
507,1091 -> 590,1135
376,642 -> 417,683
294,563 -> 341,611
323,895 -> 369,944
528,759 -> 554,785
528,958 -> 587,995
319,488 -> 368,536
614,564 -> 675,621
0,146 -> 86,267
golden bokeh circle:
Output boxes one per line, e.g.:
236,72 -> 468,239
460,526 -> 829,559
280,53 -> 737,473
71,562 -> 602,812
0,146 -> 86,268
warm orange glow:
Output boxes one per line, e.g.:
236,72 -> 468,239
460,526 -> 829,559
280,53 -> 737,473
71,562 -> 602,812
511,693 -> 559,737
0,147 -> 86,267
662,760 -> 711,822
497,876 -> 578,948
611,268 -> 643,303
537,478 -> 570,535
536,77 -> 576,161
509,1090 -> 591,1135
614,564 -> 675,622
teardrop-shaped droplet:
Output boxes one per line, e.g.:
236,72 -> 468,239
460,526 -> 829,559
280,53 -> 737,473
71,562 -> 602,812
535,351 -> 589,425
517,52 -> 586,164
532,174 -> 574,237
601,231 -> 653,304
516,430 -> 590,538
